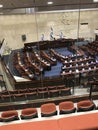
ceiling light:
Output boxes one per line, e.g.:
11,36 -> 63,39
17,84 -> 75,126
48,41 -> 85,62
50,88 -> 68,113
0,4 -> 3,8
93,0 -> 98,2
47,1 -> 53,5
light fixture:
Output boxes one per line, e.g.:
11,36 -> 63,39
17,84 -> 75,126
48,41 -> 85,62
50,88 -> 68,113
0,4 -> 3,8
47,1 -> 53,5
93,0 -> 98,2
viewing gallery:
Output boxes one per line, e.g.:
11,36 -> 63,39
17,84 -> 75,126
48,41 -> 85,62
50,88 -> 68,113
0,0 -> 98,129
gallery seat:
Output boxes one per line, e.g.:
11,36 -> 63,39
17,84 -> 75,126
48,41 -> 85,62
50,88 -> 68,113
41,103 -> 57,117
0,90 -> 9,95
38,90 -> 49,99
48,86 -> 57,90
26,92 -> 38,100
38,87 -> 47,91
20,108 -> 38,120
77,100 -> 95,112
28,88 -> 37,93
18,88 -> 29,94
0,110 -> 19,122
59,101 -> 76,114
60,88 -> 71,96
9,90 -> 19,94
57,85 -> 65,90
2,94 -> 14,102
49,90 -> 59,98
14,93 -> 26,102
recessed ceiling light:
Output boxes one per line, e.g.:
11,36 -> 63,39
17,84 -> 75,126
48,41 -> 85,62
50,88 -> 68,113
0,4 -> 3,8
47,1 -> 53,5
93,0 -> 98,2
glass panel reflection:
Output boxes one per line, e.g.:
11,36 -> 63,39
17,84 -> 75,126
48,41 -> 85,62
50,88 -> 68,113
0,0 -> 98,105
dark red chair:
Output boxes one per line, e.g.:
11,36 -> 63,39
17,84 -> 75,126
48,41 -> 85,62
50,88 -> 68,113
49,90 -> 59,98
20,108 -> 38,120
57,85 -> 65,90
38,90 -> 49,99
77,100 -> 95,112
28,88 -> 37,93
60,88 -> 71,96
14,93 -> 26,102
9,90 -> 19,94
18,88 -> 29,94
0,90 -> 9,95
59,101 -> 76,114
2,94 -> 14,102
26,92 -> 38,100
38,87 -> 47,91
48,86 -> 57,90
0,110 -> 19,122
41,103 -> 57,117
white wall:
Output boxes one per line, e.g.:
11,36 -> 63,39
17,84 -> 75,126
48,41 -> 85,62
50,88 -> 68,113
0,9 -> 98,50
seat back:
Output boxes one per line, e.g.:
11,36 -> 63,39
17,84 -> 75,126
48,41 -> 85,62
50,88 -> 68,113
1,110 -> 18,118
41,103 -> 56,114
21,108 -> 37,115
59,101 -> 74,110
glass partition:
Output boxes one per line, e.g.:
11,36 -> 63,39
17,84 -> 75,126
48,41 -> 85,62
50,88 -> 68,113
34,1 -> 86,99
0,0 -> 98,104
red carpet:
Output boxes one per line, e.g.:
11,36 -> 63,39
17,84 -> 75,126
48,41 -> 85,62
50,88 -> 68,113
0,120 -> 60,130
58,113 -> 98,130
1,113 -> 98,130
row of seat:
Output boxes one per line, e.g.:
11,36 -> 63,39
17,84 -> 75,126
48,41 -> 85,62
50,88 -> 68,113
24,51 -> 42,75
0,88 -> 71,103
50,48 -> 90,64
63,56 -> 94,65
61,64 -> 98,78
0,85 -> 67,95
50,48 -> 66,62
24,39 -> 73,51
62,60 -> 97,71
80,42 -> 98,56
68,44 -> 85,56
91,42 -> 98,47
86,42 -> 98,56
13,52 -> 35,79
0,100 -> 95,122
40,50 -> 57,66
31,51 -> 51,70
13,50 -> 56,79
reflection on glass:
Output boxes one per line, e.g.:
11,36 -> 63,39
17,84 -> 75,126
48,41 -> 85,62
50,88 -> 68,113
0,0 -> 98,105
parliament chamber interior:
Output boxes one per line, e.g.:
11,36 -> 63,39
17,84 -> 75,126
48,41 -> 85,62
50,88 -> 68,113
0,0 -> 98,129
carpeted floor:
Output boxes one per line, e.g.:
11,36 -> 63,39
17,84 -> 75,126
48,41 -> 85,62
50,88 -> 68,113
3,47 -> 73,79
